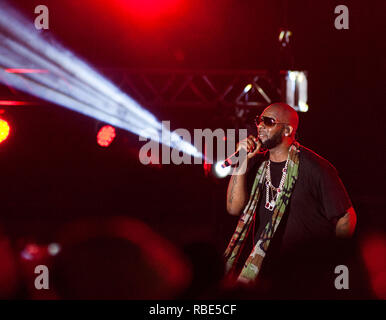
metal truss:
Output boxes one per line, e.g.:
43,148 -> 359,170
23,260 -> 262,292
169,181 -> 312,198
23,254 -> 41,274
103,68 -> 280,109
0,68 -> 281,109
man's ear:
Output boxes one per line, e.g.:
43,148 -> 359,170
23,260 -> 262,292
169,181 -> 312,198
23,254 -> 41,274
285,125 -> 294,136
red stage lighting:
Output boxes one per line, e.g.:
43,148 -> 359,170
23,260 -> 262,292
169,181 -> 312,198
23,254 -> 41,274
361,233 -> 386,299
118,0 -> 182,20
0,100 -> 33,106
0,118 -> 10,144
5,68 -> 49,74
97,125 -> 116,147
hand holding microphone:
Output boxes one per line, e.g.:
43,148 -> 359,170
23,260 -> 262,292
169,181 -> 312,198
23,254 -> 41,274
239,135 -> 261,159
221,135 -> 261,168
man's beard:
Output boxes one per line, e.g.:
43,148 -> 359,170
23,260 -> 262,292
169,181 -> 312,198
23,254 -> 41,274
261,127 -> 285,150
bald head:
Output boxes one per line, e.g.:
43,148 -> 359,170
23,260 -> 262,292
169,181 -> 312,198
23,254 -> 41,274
263,102 -> 299,136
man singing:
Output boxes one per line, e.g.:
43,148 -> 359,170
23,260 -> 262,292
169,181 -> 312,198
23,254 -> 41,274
224,102 -> 357,298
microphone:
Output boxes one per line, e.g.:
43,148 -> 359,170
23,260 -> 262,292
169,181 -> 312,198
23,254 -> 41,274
221,139 -> 258,168
221,150 -> 243,168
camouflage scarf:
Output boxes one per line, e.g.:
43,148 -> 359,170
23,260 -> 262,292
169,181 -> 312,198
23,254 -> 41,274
224,142 -> 300,284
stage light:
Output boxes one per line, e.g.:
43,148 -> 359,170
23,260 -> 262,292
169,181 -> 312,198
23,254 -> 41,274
278,29 -> 292,47
281,71 -> 309,113
298,101 -> 309,112
97,125 -> 116,147
289,71 -> 297,81
5,68 -> 48,74
0,118 -> 10,144
279,31 -> 285,42
243,84 -> 252,93
214,160 -> 231,178
0,100 -> 33,106
47,243 -> 61,256
120,0 -> 182,20
20,244 -> 41,261
0,1 -> 202,160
